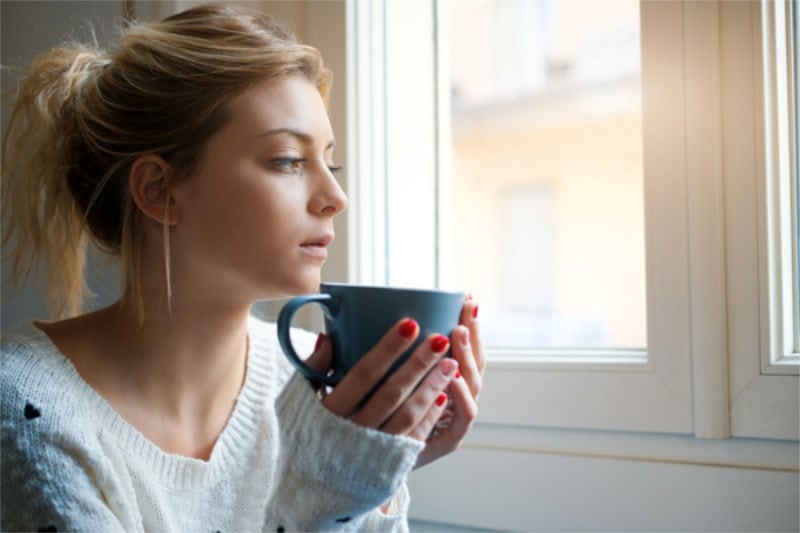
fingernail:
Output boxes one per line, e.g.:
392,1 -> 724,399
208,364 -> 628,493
472,304 -> 479,319
455,370 -> 461,379
461,327 -> 470,346
430,334 -> 449,353
399,318 -> 418,339
435,393 -> 447,407
314,333 -> 325,352
440,358 -> 458,376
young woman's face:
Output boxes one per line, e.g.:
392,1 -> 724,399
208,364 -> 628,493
170,75 -> 348,303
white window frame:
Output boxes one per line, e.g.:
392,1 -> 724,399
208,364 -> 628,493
757,0 -> 800,375
727,0 -> 800,440
345,0 -> 799,441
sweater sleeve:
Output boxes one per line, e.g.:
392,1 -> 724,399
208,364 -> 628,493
1,347 -> 127,532
264,372 -> 425,532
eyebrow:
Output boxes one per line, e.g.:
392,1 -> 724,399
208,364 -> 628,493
259,127 -> 335,150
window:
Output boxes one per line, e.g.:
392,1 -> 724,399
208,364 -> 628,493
346,0 -> 798,441
756,0 -> 799,375
349,0 -> 698,434
446,0 -> 646,351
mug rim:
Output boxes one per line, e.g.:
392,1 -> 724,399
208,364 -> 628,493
319,282 -> 465,297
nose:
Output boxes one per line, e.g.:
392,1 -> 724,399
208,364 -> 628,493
312,164 -> 348,217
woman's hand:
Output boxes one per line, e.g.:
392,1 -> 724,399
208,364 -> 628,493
304,296 -> 485,468
305,317 -> 459,440
414,296 -> 484,469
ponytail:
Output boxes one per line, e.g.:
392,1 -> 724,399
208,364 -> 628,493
2,44 -> 110,318
3,5 -> 331,323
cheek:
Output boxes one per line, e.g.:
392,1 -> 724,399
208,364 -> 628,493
175,169 -> 308,255
174,186 -> 247,259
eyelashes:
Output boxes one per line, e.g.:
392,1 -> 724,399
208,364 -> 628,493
269,158 -> 342,175
270,158 -> 304,174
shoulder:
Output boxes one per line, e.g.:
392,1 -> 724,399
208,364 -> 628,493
2,321 -> 100,441
2,322 -> 75,417
2,320 -> 51,357
1,321 -> 107,463
1,323 -> 119,530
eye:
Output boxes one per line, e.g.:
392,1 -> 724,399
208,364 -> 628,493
270,158 -> 305,174
328,165 -> 343,175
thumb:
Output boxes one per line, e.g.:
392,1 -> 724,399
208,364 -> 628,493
305,333 -> 333,375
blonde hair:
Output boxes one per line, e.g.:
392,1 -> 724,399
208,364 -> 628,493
2,4 -> 331,321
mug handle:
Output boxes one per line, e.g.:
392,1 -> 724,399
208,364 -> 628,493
277,293 -> 338,386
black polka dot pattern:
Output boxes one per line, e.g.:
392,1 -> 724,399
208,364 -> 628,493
24,402 -> 41,420
335,516 -> 351,523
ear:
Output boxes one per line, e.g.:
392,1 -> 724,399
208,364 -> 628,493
129,155 -> 179,225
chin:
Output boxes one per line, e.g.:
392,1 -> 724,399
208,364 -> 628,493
276,276 -> 321,299
255,266 -> 323,300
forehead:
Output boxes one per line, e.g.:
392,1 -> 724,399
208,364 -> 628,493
226,76 -> 333,141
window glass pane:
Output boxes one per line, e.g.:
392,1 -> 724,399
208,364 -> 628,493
446,0 -> 646,349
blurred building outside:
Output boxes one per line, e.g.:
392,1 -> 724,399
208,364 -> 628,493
447,0 -> 647,349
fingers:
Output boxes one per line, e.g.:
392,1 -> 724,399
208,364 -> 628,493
322,318 -> 419,417
407,393 -> 450,442
311,294 -> 484,452
460,295 -> 486,375
379,357 -> 459,436
450,325 -> 482,399
413,372 -> 478,469
441,369 -> 478,439
451,293 -> 486,402
351,333 -> 452,428
305,333 -> 332,375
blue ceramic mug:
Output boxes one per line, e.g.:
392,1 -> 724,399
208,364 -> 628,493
277,283 -> 466,387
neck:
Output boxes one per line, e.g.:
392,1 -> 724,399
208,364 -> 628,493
110,292 -> 251,416
57,240 -> 271,459
78,282 -> 253,458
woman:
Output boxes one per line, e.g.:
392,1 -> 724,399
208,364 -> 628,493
0,3 -> 484,531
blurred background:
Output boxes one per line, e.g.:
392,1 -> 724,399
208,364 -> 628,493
447,0 -> 646,349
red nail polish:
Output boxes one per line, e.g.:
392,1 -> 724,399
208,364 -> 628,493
435,393 -> 447,407
314,333 -> 325,352
472,304 -> 479,319
430,334 -> 449,353
455,370 -> 461,379
398,318 -> 417,339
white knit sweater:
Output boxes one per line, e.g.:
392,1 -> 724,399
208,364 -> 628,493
0,316 -> 424,532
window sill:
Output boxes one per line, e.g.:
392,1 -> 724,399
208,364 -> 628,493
463,423 -> 800,472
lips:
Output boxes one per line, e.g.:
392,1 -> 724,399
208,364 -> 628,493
299,233 -> 334,259
301,233 -> 334,248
